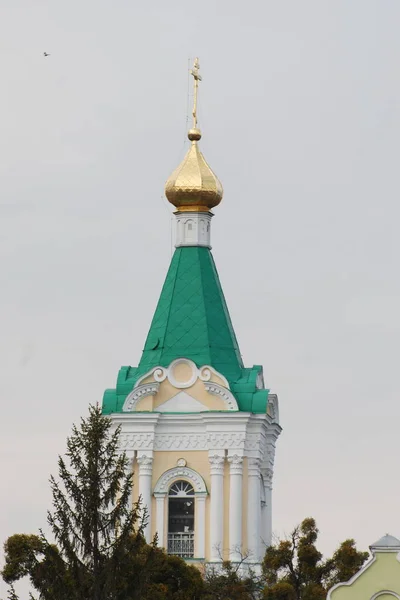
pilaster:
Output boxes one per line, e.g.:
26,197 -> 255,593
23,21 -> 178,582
154,492 -> 166,548
195,492 -> 207,559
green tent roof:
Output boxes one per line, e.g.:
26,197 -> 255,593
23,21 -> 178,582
139,246 -> 243,381
102,246 -> 269,414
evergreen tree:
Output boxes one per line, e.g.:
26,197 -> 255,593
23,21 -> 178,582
2,405 -> 145,600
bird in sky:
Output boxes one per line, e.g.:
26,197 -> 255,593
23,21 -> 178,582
43,52 -> 50,57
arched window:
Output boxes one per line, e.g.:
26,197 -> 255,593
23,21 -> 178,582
167,480 -> 195,558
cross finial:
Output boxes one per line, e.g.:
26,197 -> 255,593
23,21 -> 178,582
190,57 -> 202,130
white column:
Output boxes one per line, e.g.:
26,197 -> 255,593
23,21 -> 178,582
137,454 -> 153,543
228,454 -> 243,562
195,493 -> 207,559
154,493 -> 165,548
209,453 -> 225,561
247,458 -> 261,562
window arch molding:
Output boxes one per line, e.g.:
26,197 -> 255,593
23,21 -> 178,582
371,593 -> 400,600
154,466 -> 208,495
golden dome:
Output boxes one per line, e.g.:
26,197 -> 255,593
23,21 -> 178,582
165,58 -> 223,213
165,128 -> 223,213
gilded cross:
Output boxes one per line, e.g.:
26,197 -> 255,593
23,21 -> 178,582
190,57 -> 202,129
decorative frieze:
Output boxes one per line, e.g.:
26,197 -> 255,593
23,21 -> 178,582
117,431 -> 262,452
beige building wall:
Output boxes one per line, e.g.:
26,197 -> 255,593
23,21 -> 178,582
150,450 -> 210,548
328,536 -> 400,600
114,359 -> 281,566
129,449 -> 255,562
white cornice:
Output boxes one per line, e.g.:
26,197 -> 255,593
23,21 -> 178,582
113,412 -> 278,462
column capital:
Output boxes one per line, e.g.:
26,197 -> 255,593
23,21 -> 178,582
228,454 -> 244,475
262,467 -> 274,487
209,453 -> 225,475
137,454 -> 154,476
195,492 -> 208,499
154,492 -> 167,499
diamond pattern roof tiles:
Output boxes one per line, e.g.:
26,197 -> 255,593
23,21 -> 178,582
138,247 -> 243,381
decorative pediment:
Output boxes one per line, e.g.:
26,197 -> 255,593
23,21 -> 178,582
136,358 -> 230,389
122,358 -> 239,412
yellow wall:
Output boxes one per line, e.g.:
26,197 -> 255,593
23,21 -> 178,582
151,450 -> 210,490
329,552 -> 400,600
130,449 -> 250,562
136,365 -> 229,412
151,451 -> 210,556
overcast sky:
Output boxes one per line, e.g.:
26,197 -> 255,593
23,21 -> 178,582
2,0 -> 400,595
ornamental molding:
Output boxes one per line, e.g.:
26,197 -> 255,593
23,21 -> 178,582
370,593 -> 400,600
122,383 -> 159,412
155,433 -> 207,450
117,430 -> 273,453
261,467 -> 274,486
207,432 -> 246,450
135,358 -> 230,391
118,432 -> 155,450
154,466 -> 207,494
248,457 -> 261,477
228,454 -> 243,475
204,383 -> 238,410
267,394 -> 280,424
137,454 -> 153,475
209,453 -> 225,475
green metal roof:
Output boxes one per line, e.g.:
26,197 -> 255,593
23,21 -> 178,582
139,246 -> 243,381
102,246 -> 269,414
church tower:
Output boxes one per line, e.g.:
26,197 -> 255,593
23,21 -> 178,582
102,59 -> 281,568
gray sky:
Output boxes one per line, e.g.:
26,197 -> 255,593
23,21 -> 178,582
1,0 -> 400,595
